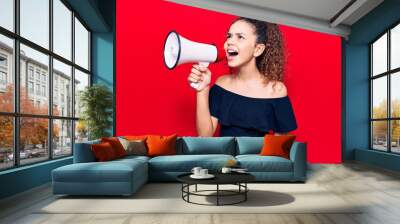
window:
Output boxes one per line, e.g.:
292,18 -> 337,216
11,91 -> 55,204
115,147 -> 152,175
0,0 -> 14,32
20,117 -> 49,165
0,116 -> 13,170
20,0 -> 49,49
29,67 -> 34,80
75,18 -> 89,70
0,54 -> 8,89
0,55 -> 6,67
35,83 -> 40,95
53,59 -> 71,117
371,23 -> 400,154
54,91 -> 58,107
53,0 -> 72,60
0,71 -> 6,85
0,34 -> 13,113
0,0 -> 91,170
28,81 -> 34,94
53,119 -> 72,158
74,69 -> 89,118
35,70 -> 40,81
391,23 -> 400,70
42,85 -> 46,97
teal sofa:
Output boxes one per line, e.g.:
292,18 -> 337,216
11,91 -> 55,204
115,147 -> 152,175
52,137 -> 307,196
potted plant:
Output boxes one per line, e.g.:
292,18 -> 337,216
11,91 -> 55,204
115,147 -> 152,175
79,84 -> 113,140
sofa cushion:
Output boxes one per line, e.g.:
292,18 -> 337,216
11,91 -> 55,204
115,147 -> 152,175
235,137 -> 263,155
147,134 -> 177,157
119,138 -> 147,156
101,137 -> 127,158
52,159 -> 147,183
91,142 -> 118,161
260,134 -> 296,159
177,137 -> 235,155
236,155 -> 293,172
73,139 -> 100,163
148,154 -> 235,172
115,155 -> 150,163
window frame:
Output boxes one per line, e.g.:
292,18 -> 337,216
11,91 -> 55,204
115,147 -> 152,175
370,20 -> 400,154
0,0 -> 92,171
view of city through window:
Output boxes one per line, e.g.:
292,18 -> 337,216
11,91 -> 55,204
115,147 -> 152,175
371,23 -> 400,153
0,0 -> 90,170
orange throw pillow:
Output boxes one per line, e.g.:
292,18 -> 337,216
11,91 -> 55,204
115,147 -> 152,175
101,137 -> 127,158
91,142 -> 117,161
259,134 -> 296,159
146,134 -> 177,157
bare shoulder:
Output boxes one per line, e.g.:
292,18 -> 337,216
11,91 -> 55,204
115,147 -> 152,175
267,81 -> 287,98
215,75 -> 233,88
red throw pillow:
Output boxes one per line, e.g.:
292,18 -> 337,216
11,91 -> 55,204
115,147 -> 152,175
101,137 -> 127,158
146,134 -> 177,157
91,142 -> 117,161
259,134 -> 296,159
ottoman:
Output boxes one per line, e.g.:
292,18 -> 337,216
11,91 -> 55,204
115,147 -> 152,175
52,158 -> 148,196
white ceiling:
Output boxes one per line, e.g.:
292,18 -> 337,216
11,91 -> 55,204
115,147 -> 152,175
223,0 -> 353,21
167,0 -> 384,38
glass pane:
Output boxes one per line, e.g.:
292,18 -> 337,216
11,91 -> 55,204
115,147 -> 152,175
392,72 -> 400,118
0,0 -> 14,31
391,24 -> 400,70
20,117 -> 49,165
74,69 -> 89,118
53,119 -> 72,158
372,33 -> 387,76
53,59 -> 72,117
372,77 -> 387,119
53,0 -> 72,60
20,0 -> 49,49
74,17 -> 89,70
75,120 -> 88,143
391,120 -> 400,153
0,34 -> 14,112
20,44 -> 49,115
372,121 -> 388,151
0,116 -> 13,170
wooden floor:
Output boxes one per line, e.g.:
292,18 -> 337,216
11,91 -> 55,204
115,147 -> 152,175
1,162 -> 400,224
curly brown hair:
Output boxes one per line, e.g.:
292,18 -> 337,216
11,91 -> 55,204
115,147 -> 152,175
232,18 -> 285,82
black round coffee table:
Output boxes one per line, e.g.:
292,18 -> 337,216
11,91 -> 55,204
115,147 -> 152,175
177,173 -> 255,206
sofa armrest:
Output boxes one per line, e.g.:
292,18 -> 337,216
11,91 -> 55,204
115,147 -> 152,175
73,140 -> 100,163
289,142 -> 307,181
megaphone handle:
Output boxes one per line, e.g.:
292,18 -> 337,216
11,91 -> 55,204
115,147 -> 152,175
191,62 -> 210,90
198,62 -> 210,68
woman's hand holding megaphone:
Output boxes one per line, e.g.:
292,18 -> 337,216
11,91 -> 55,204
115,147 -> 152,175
188,64 -> 211,92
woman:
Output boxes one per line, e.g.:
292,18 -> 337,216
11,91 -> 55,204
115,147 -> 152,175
188,17 -> 297,137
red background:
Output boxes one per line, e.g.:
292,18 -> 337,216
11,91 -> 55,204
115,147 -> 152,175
116,0 -> 342,163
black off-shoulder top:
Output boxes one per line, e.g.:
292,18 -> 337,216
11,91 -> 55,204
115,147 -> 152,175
209,84 -> 297,137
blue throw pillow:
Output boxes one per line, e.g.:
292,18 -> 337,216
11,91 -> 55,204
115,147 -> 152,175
179,137 -> 235,155
236,137 -> 264,155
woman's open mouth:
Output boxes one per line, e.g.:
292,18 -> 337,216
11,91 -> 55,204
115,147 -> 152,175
227,49 -> 239,61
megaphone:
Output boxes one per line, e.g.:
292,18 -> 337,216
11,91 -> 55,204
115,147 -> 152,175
163,31 -> 224,89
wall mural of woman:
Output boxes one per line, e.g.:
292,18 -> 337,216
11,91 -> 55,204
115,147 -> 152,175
188,18 -> 296,137
117,0 -> 342,163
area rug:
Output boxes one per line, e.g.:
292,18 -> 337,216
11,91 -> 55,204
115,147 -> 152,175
37,183 -> 362,214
